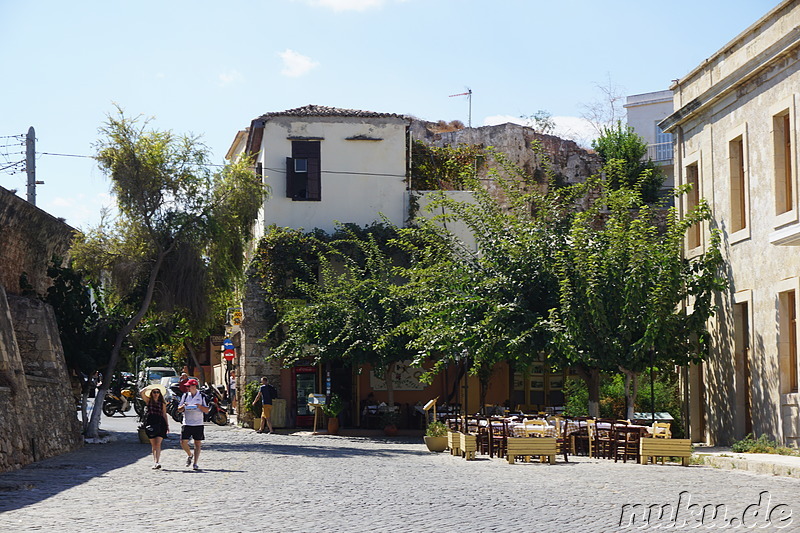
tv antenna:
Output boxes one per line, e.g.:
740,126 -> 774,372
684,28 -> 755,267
449,88 -> 472,128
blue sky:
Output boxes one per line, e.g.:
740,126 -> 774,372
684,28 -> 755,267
0,0 -> 779,229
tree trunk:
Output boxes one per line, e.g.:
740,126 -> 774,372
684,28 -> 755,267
587,367 -> 600,418
85,246 -> 172,440
385,361 -> 395,409
620,367 -> 638,421
184,340 -> 206,385
576,365 -> 601,418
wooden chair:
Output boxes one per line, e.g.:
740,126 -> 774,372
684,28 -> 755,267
614,427 -> 642,463
652,422 -> 672,438
488,418 -> 509,459
595,419 -> 618,459
571,418 -> 591,456
522,418 -> 549,437
585,419 -> 598,458
554,416 -> 570,462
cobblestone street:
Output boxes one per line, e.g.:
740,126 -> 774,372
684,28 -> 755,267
1,417 -> 799,532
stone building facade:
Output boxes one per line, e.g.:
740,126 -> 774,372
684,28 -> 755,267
0,185 -> 82,472
228,108 -> 601,429
661,0 -> 800,445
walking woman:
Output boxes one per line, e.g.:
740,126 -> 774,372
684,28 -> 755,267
141,384 -> 169,469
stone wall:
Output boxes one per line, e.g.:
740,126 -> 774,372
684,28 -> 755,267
411,120 -> 601,192
236,267 -> 283,429
0,286 -> 82,472
0,188 -> 82,472
0,185 -> 75,296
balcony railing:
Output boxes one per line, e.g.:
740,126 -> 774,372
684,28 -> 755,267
647,142 -> 673,163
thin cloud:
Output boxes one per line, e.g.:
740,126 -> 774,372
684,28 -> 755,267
278,49 -> 320,78
302,0 -> 387,11
218,69 -> 244,87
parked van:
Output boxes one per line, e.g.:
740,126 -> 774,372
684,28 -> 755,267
138,367 -> 178,388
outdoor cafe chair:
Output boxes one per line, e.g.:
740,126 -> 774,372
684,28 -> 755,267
489,418 -> 509,459
522,418 -> 549,437
652,422 -> 672,438
595,419 -> 619,459
613,426 -> 643,463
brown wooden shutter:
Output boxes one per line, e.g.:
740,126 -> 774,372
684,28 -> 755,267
286,157 -> 296,198
307,157 -> 321,201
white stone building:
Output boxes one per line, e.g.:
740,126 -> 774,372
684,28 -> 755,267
624,90 -> 675,194
228,105 -> 411,237
661,0 -> 800,446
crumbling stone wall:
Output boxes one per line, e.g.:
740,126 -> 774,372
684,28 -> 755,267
0,287 -> 82,472
0,187 -> 82,472
0,186 -> 75,296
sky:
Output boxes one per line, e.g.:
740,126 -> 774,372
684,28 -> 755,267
0,0 -> 781,230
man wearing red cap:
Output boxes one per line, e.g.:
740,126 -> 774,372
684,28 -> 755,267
178,379 -> 209,470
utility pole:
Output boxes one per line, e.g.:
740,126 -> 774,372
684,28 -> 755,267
25,127 -> 43,205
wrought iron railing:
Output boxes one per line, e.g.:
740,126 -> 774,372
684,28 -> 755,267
647,142 -> 673,162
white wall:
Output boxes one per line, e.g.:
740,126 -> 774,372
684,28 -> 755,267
257,116 -> 409,234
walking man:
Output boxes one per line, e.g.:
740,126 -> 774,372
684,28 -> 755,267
228,370 -> 237,414
178,379 -> 209,470
253,376 -> 275,434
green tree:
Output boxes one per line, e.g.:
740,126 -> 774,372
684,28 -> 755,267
547,161 -> 726,417
268,225 -> 412,408
592,120 -> 665,203
397,147 -> 581,409
44,259 -> 119,431
71,108 -> 265,440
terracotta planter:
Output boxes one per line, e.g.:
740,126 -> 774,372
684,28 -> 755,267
383,424 -> 398,436
424,435 -> 448,452
327,417 -> 339,435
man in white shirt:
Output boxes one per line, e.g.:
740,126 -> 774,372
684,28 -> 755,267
178,379 -> 209,470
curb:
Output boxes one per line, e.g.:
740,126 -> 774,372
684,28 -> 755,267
695,454 -> 800,479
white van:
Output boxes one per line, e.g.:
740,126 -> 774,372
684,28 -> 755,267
138,367 -> 178,388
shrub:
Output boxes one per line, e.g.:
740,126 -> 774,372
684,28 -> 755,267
731,433 -> 800,456
242,380 -> 262,416
426,420 -> 447,437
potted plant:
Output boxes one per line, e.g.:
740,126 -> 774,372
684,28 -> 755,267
424,420 -> 448,452
381,409 -> 400,436
322,393 -> 343,435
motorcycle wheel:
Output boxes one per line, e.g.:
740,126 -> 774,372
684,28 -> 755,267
170,410 -> 184,423
212,411 -> 228,426
102,401 -> 117,417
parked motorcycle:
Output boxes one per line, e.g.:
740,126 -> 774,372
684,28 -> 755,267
201,384 -> 228,426
102,386 -> 135,417
167,383 -> 227,426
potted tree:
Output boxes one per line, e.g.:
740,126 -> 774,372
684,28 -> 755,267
424,420 -> 448,452
323,393 -> 343,435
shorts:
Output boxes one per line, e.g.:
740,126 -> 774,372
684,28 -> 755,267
181,425 -> 205,441
261,404 -> 273,419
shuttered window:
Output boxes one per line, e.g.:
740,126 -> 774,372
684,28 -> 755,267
286,141 -> 321,201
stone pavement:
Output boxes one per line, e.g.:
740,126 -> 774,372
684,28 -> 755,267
1,416 -> 800,532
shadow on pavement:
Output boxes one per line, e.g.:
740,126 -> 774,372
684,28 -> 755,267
0,428 -> 150,513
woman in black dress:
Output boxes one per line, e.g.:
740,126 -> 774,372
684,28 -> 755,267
141,385 -> 169,469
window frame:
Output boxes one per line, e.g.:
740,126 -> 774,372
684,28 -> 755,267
727,123 -> 750,242
777,278 -> 800,396
683,151 -> 703,253
771,96 -> 797,227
